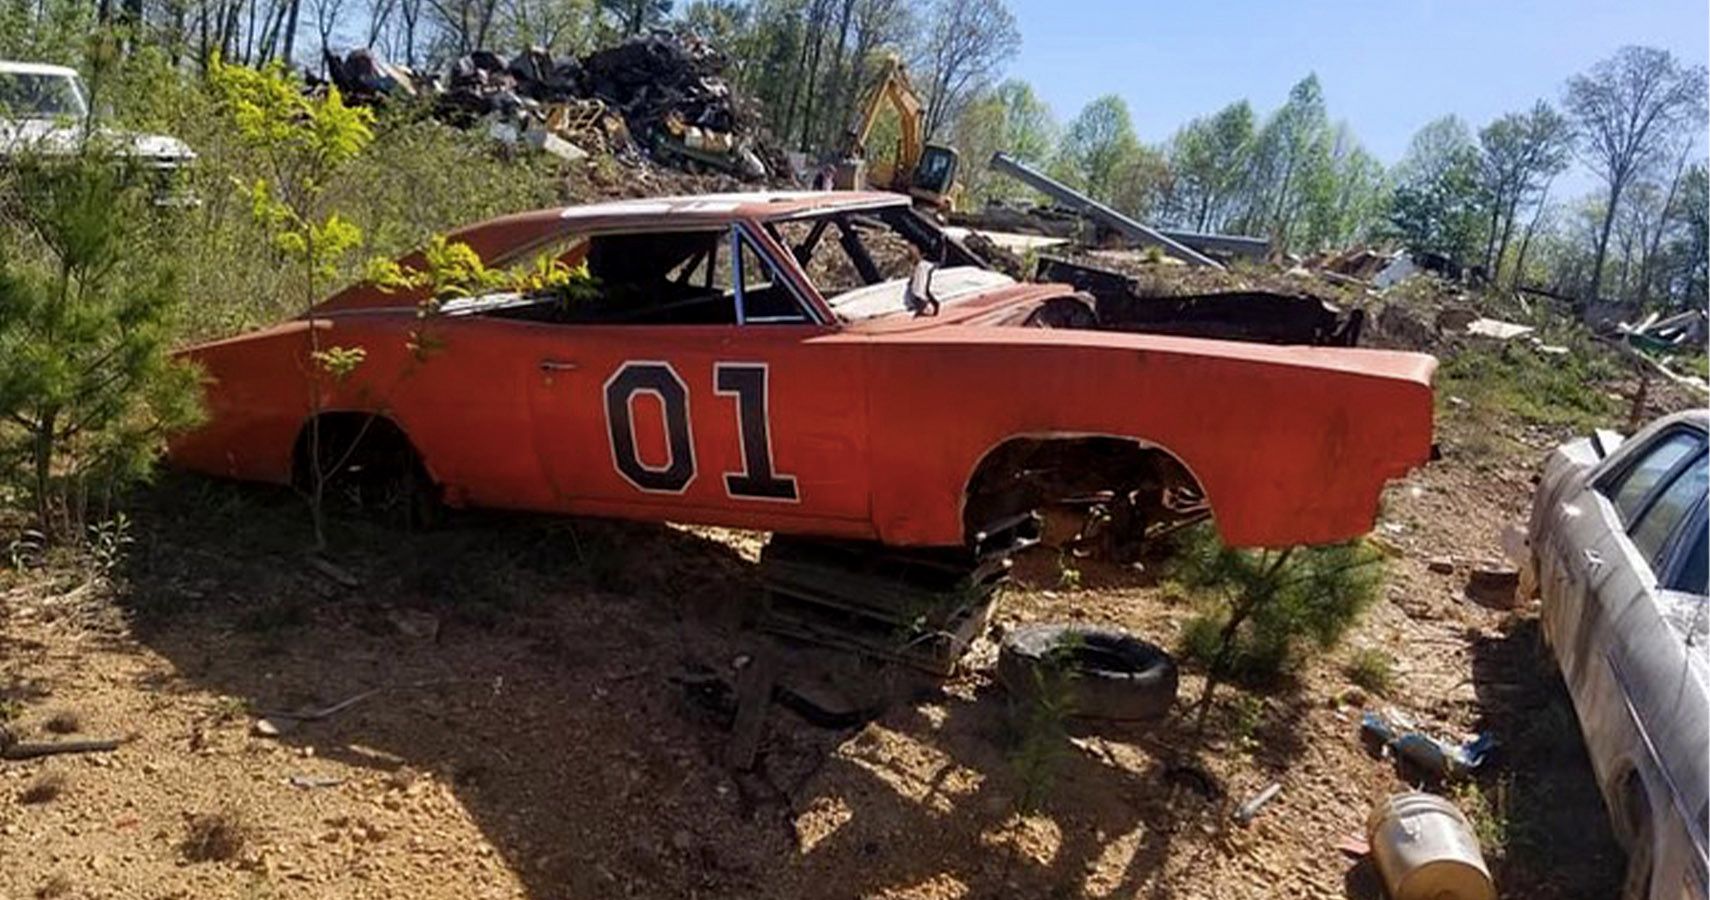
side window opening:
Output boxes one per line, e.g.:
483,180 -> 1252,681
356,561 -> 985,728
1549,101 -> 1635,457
734,228 -> 812,325
464,229 -> 737,326
1603,431 -> 1704,525
1628,453 -> 1707,578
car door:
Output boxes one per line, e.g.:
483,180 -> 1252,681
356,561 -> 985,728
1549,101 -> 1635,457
527,224 -> 871,532
1570,431 -> 1706,802
1555,430 -> 1705,691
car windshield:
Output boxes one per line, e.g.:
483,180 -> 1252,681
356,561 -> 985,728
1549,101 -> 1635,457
0,70 -> 88,119
762,203 -> 995,321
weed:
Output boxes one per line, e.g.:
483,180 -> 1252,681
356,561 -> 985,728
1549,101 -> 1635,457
20,771 -> 66,804
1226,692 -> 1265,753
209,695 -> 249,723
1453,776 -> 1514,857
84,513 -> 133,576
181,808 -> 250,862
1007,642 -> 1080,813
0,697 -> 23,723
1055,552 -> 1083,590
42,709 -> 81,734
1344,647 -> 1396,696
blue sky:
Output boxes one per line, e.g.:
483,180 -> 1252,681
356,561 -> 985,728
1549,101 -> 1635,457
1004,0 -> 1709,184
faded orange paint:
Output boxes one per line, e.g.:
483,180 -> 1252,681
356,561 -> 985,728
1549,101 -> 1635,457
169,192 -> 1436,549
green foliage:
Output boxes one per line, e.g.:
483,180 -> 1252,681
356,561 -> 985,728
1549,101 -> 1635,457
0,138 -> 203,539
1053,94 -> 1143,203
1452,776 -> 1515,856
1006,641 -> 1079,813
1383,116 -> 1489,263
952,79 -> 1057,206
210,58 -> 375,285
1172,523 -> 1384,685
1344,647 -> 1395,696
1439,344 -> 1620,431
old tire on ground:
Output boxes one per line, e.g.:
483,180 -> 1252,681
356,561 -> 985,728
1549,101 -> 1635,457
997,623 -> 1178,721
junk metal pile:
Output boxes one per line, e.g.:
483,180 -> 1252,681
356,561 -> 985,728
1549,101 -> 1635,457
319,32 -> 773,180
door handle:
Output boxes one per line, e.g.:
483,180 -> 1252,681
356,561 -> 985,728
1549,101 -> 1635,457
538,360 -> 579,373
1583,547 -> 1603,571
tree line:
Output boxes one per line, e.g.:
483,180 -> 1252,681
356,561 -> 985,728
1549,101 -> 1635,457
2,0 -> 1705,310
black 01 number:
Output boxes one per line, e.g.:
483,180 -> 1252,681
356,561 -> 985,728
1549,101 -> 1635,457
604,361 -> 797,501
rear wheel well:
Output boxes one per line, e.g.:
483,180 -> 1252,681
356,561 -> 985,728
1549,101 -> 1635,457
962,436 -> 1208,550
292,412 -> 438,524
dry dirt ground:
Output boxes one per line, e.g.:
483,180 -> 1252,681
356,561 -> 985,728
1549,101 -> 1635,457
0,376 -> 1688,899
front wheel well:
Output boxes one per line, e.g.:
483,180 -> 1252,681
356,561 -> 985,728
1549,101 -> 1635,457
961,435 -> 1209,546
291,412 -> 439,522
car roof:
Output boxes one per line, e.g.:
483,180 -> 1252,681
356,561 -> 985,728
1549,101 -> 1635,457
553,191 -> 908,227
0,62 -> 80,77
313,191 -> 910,314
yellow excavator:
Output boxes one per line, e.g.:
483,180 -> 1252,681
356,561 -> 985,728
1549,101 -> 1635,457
830,56 -> 960,209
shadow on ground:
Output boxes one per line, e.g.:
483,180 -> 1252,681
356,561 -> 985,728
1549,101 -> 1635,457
89,474 -> 1307,898
1466,616 -> 1623,900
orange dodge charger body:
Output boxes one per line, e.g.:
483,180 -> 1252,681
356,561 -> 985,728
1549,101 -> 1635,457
169,191 -> 1436,549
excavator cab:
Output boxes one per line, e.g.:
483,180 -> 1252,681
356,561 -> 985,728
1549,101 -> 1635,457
910,144 -> 959,204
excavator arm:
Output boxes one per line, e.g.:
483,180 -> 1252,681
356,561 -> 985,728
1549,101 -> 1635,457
849,56 -> 925,187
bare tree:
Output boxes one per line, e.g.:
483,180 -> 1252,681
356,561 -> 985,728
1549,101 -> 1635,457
426,0 -> 500,54
311,0 -> 347,64
1633,137 -> 1697,303
911,0 -> 1018,139
1563,45 -> 1707,303
364,0 -> 397,47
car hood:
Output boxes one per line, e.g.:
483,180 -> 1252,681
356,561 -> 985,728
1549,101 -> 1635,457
0,118 -> 195,163
828,267 -> 1020,321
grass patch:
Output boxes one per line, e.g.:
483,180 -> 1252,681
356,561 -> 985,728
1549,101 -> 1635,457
1439,344 -> 1622,433
1344,647 -> 1396,696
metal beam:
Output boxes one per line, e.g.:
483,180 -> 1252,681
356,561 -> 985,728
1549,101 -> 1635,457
988,152 -> 1224,269
1155,228 -> 1269,262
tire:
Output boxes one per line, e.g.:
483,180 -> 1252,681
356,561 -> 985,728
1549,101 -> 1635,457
997,624 -> 1178,722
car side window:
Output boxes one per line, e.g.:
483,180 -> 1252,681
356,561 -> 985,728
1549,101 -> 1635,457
1629,453 -> 1707,578
1605,431 -> 1703,525
733,228 -> 815,325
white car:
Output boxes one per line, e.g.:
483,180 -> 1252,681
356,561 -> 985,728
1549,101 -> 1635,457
1520,409 -> 1708,900
0,60 -> 194,190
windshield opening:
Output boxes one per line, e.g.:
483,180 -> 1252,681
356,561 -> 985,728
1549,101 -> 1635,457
0,71 -> 89,120
764,204 -> 995,320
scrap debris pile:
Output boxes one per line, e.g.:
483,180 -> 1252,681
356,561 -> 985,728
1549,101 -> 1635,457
319,32 -> 774,180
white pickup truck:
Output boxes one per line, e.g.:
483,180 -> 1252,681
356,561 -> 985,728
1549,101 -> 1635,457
0,60 -> 194,191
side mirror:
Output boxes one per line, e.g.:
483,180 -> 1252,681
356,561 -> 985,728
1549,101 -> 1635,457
904,259 -> 940,317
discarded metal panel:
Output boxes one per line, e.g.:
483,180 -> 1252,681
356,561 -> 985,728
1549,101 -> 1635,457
1036,256 -> 1363,346
1464,318 -> 1534,341
757,531 -> 1029,675
989,152 -> 1224,269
